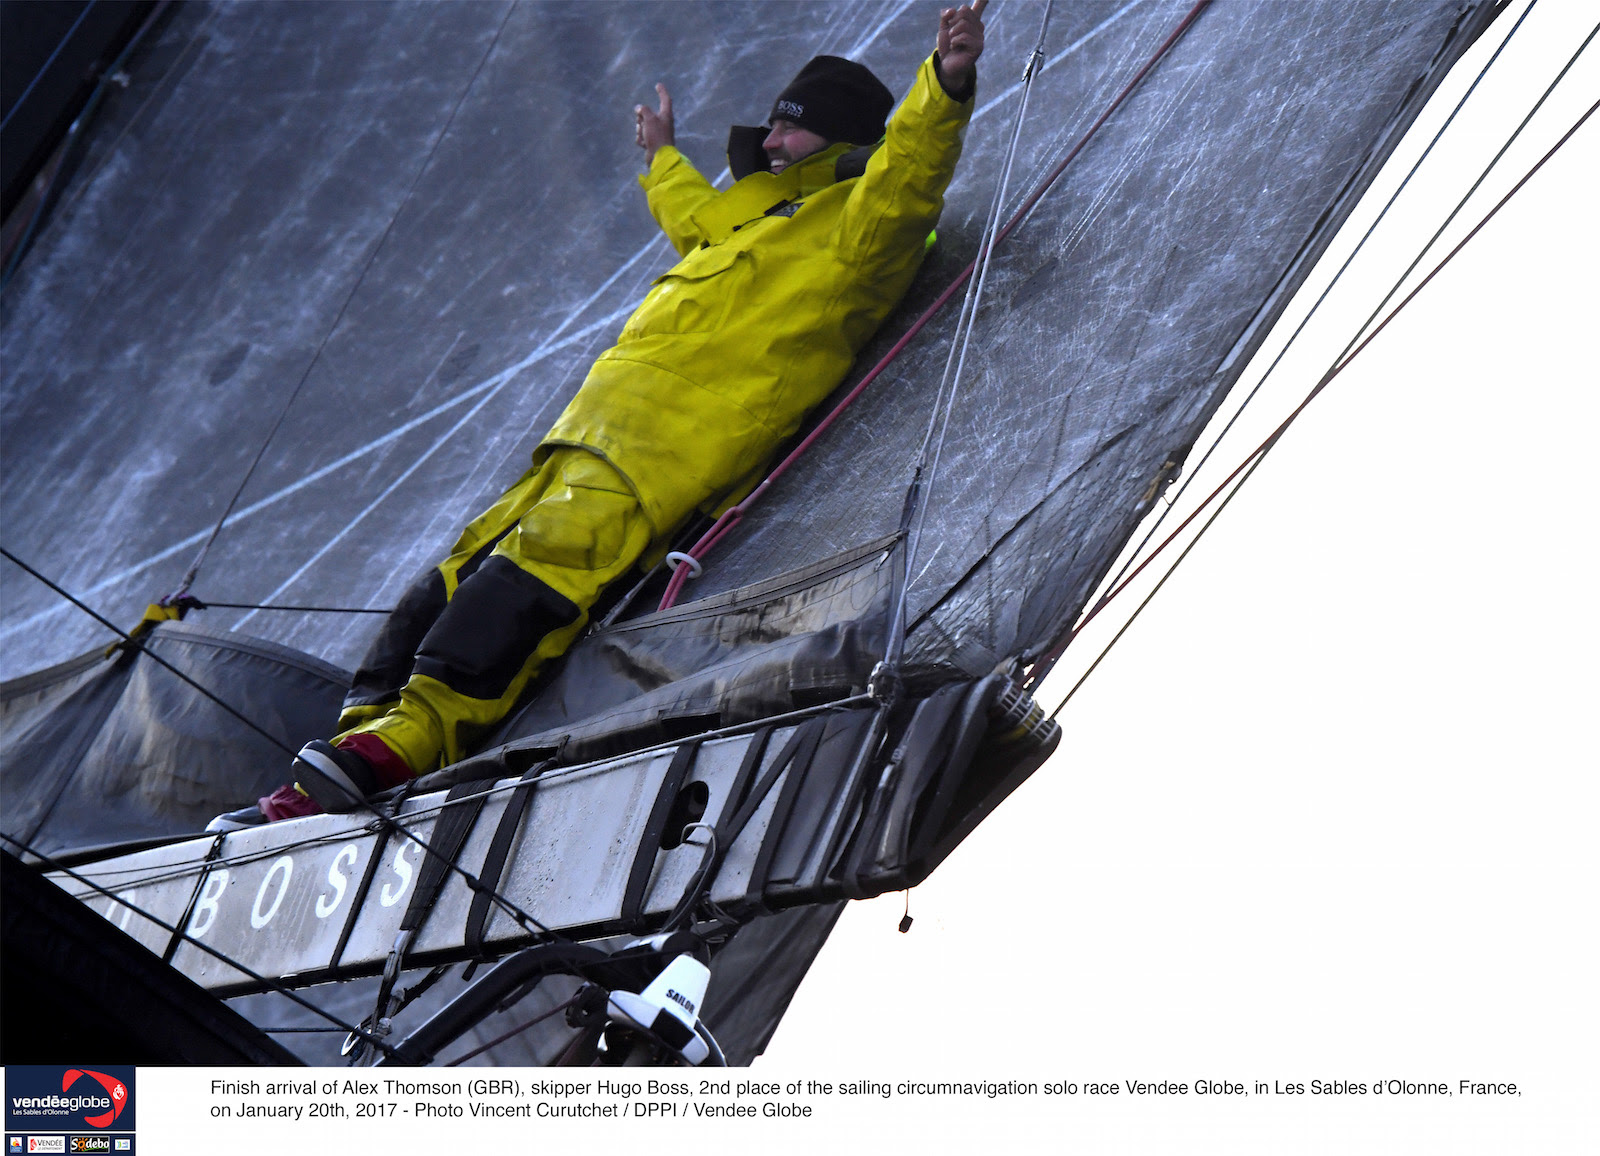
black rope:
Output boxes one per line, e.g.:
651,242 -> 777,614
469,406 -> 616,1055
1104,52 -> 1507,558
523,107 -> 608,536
1035,0 -> 1546,689
166,1 -> 519,600
196,601 -> 394,615
1051,91 -> 1600,719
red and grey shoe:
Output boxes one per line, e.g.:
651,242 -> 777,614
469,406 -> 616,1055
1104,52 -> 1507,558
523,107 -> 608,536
291,738 -> 380,812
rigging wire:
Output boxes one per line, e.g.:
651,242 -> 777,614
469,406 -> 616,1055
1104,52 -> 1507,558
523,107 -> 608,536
1047,91 -> 1599,720
193,601 -> 395,615
0,1 -> 99,134
1033,0 -> 1546,689
25,0 -> 219,232
2,545 -> 297,758
2,831 -> 396,1058
162,2 -> 518,604
442,992 -> 583,1067
0,1 -> 177,289
656,0 -> 1214,612
885,0 -> 1056,672
1041,14 -> 1597,680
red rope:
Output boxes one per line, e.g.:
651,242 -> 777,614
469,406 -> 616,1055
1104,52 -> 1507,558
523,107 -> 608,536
658,0 -> 1212,611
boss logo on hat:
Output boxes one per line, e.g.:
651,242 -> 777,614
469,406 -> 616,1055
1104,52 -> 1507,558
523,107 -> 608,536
774,100 -> 804,120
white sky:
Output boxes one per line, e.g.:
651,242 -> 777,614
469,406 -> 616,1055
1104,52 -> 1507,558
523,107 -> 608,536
758,0 -> 1597,1148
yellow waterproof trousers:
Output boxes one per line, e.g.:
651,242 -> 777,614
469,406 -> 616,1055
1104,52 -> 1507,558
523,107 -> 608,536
335,446 -> 654,773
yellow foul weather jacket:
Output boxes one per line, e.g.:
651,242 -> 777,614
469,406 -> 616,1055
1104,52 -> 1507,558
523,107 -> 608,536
544,55 -> 974,537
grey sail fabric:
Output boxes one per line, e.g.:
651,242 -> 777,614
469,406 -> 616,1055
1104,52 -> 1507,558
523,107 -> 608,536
0,1 -> 1490,689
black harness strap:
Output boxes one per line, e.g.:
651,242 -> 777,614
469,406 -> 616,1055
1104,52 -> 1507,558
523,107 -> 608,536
621,739 -> 702,932
162,833 -> 226,963
463,760 -> 550,958
400,778 -> 497,934
330,822 -> 395,976
740,717 -> 827,909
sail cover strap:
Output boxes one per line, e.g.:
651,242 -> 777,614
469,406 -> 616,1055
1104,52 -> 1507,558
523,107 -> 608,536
161,833 -> 226,964
622,739 -> 703,932
463,760 -> 551,958
400,778 -> 497,934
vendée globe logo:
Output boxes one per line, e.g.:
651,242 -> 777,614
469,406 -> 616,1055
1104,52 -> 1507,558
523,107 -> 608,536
6,1068 -> 133,1134
63,1071 -> 127,1130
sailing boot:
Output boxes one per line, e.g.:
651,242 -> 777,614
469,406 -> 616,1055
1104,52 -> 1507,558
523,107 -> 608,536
291,739 -> 380,812
205,803 -> 268,833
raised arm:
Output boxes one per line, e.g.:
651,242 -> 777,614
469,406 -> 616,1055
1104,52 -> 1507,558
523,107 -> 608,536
634,83 -> 674,165
834,2 -> 985,268
634,82 -> 718,255
935,0 -> 987,97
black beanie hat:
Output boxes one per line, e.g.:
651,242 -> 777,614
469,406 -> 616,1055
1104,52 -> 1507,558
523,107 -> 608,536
768,56 -> 893,146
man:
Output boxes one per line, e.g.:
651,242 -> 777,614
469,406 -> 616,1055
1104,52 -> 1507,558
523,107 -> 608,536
255,3 -> 987,821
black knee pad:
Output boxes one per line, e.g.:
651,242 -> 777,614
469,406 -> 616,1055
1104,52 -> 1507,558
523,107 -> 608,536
412,556 -> 581,700
344,566 -> 448,709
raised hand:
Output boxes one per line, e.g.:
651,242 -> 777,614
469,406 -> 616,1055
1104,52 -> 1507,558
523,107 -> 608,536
936,1 -> 987,94
634,83 -> 674,164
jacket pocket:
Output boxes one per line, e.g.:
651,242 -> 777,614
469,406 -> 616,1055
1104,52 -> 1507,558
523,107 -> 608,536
625,244 -> 749,338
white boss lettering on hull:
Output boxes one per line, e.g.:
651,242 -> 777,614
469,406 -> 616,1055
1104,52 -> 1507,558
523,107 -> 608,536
189,868 -> 230,937
251,855 -> 294,929
380,840 -> 418,907
316,844 -> 359,918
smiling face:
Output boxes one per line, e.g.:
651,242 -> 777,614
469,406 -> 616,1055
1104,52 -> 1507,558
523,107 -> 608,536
762,119 -> 830,173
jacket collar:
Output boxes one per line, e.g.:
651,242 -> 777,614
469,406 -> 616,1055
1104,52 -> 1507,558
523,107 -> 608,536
691,142 -> 852,242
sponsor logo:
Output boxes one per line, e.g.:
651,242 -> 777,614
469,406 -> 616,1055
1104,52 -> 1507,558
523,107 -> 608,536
774,100 -> 805,120
6,1068 -> 135,1134
70,1140 -> 111,1154
664,988 -> 696,1015
28,1140 -> 65,1154
11,1138 -> 23,1153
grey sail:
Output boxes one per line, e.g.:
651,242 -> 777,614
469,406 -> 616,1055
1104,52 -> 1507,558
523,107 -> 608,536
1,0 -> 1497,1065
